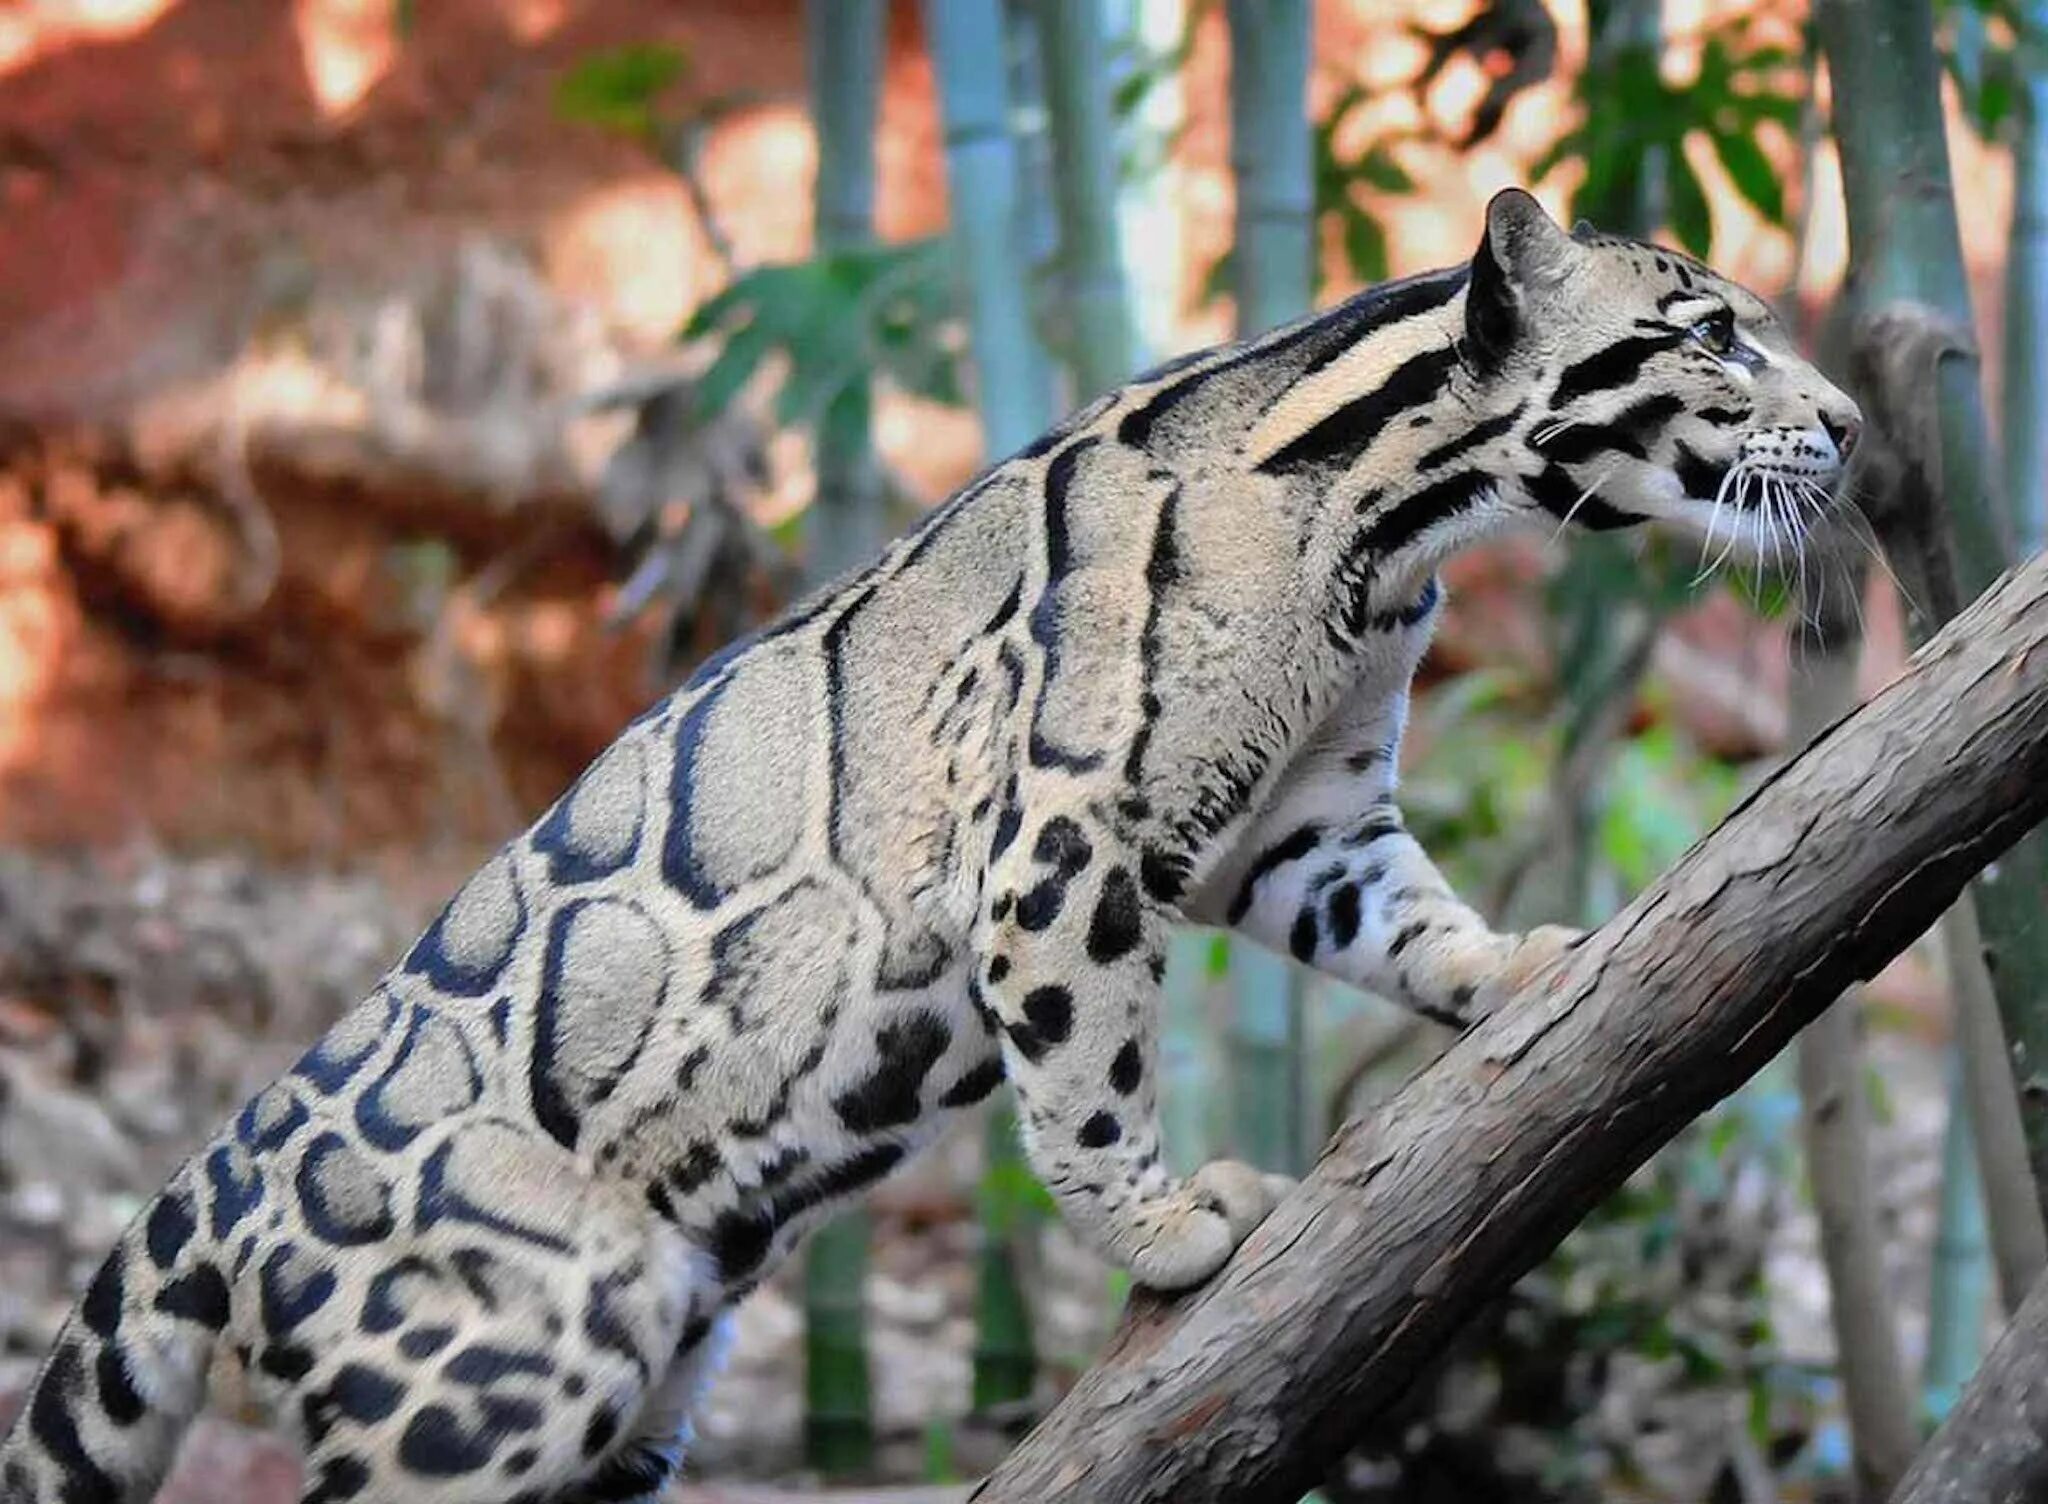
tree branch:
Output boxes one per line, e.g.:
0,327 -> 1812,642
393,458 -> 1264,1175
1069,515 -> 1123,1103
1893,1264 -> 2048,1503
974,549 -> 2048,1504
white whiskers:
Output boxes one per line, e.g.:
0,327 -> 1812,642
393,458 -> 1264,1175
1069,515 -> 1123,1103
1548,460 -> 1624,546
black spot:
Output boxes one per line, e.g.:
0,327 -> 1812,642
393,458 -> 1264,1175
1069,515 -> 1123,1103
146,1191 -> 197,1271
400,1405 -> 499,1477
330,1364 -> 406,1423
1290,908 -> 1319,962
675,1043 -> 711,1092
80,1254 -> 124,1339
354,1004 -> 483,1155
95,1346 -> 145,1426
1227,824 -> 1323,923
1078,1112 -> 1123,1149
532,741 -> 645,886
1140,847 -> 1191,903
443,1345 -> 554,1386
1004,1018 -> 1049,1064
708,1209 -> 775,1283
579,1441 -> 681,1502
834,1011 -> 952,1133
1014,882 -> 1064,931
583,1405 -> 621,1459
939,1057 -> 1006,1108
400,1325 -> 456,1360
1022,986 -> 1074,1045
304,1456 -> 371,1504
1673,439 -> 1730,501
1387,921 -> 1429,958
259,1344 -> 315,1381
480,1395 -> 545,1434
1329,883 -> 1362,948
156,1265 -> 231,1330
1110,1039 -> 1143,1094
1086,868 -> 1143,963
987,955 -> 1011,982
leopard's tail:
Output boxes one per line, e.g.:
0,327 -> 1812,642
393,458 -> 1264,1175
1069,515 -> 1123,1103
1,1162 -> 226,1503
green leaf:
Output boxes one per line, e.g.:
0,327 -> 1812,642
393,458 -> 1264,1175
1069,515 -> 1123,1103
1666,151 -> 1714,257
1340,206 -> 1389,283
1356,143 -> 1416,194
680,240 -> 967,424
553,44 -> 689,139
1709,130 -> 1786,226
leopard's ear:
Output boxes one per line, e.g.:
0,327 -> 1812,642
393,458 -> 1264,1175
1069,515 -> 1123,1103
1466,188 -> 1576,368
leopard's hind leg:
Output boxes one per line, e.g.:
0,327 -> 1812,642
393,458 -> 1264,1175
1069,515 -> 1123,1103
286,1122 -> 711,1504
558,1312 -> 735,1504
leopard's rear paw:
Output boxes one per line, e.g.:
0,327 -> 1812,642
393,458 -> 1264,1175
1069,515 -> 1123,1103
1123,1158 -> 1297,1292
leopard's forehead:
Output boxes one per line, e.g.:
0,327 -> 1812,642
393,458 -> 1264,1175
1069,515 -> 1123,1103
1570,228 -> 1778,328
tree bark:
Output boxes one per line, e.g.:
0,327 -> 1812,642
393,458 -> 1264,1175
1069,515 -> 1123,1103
1893,1266 -> 2048,1503
973,550 -> 2048,1504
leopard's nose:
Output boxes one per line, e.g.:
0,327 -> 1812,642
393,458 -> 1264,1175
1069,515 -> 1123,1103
1821,409 -> 1862,461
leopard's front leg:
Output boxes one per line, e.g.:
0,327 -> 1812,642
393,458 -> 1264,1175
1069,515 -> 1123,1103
1198,677 -> 1580,1027
977,808 -> 1291,1290
1222,800 -> 1580,1027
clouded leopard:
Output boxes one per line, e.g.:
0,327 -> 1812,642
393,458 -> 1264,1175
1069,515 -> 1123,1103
1,190 -> 1860,1504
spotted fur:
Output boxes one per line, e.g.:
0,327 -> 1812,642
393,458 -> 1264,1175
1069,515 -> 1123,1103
0,191 -> 1857,1504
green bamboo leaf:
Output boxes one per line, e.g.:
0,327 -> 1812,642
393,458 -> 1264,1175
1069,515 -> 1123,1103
1709,130 -> 1786,226
1356,144 -> 1416,194
1341,206 -> 1389,282
552,44 -> 689,139
1666,151 -> 1714,257
695,318 -> 774,418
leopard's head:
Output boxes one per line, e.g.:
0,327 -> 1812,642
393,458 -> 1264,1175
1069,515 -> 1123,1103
1466,188 -> 1861,558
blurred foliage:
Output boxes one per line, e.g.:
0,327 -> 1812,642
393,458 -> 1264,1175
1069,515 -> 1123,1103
1409,0 -> 1560,149
552,43 -> 692,141
1529,13 -> 1803,255
680,242 -> 968,436
1933,0 -> 2048,137
1314,92 -> 1417,285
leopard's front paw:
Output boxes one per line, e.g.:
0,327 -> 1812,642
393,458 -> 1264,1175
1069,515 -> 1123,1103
1481,923 -> 1586,1012
1121,1159 -> 1297,1291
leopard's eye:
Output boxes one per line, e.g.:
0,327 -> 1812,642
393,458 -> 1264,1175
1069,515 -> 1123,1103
1691,308 -> 1737,356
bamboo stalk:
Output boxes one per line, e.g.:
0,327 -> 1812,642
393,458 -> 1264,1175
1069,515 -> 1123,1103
1817,0 -> 2048,1239
925,0 -> 1054,1412
804,0 -> 892,582
1784,551 -> 1919,1500
925,0 -> 1055,455
2005,0 -> 2048,554
1039,0 -> 1138,398
1225,0 -> 1314,334
1924,1031 -> 1995,1423
1219,0 -> 1312,1176
800,2 -> 889,1473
